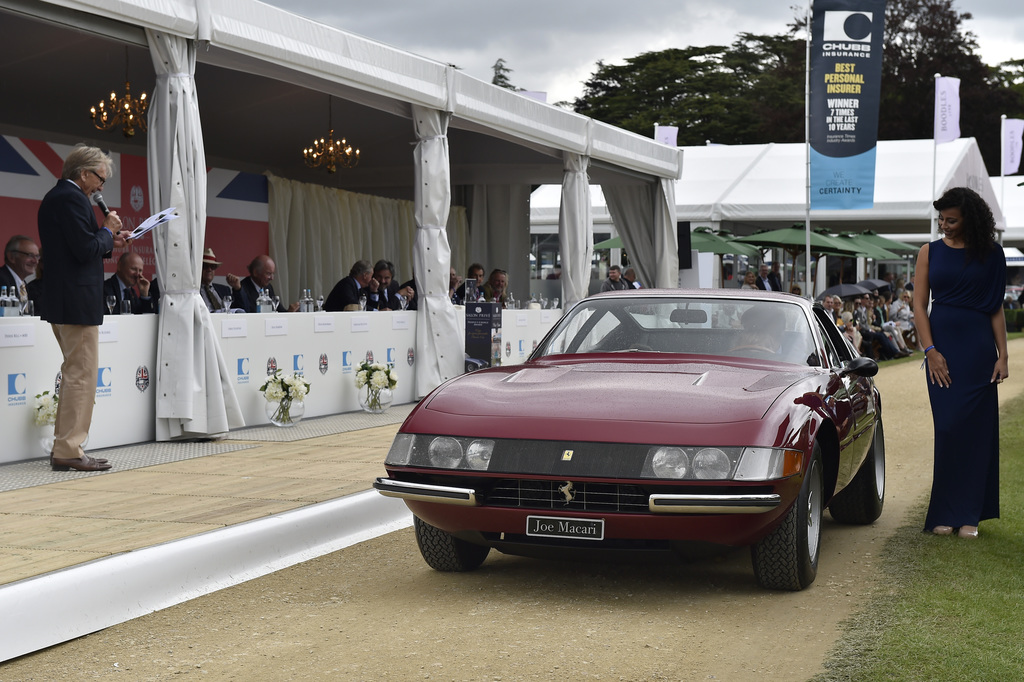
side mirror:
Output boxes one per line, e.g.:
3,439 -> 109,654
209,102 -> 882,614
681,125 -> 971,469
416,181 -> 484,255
839,355 -> 878,378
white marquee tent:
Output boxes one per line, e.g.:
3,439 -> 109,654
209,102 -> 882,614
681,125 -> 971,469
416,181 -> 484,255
1,0 -> 683,438
534,138 -> 1011,246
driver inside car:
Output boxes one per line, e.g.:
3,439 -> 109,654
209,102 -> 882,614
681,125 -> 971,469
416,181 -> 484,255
730,306 -> 787,357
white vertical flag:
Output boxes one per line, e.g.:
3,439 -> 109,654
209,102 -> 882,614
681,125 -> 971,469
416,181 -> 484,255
654,124 -> 678,147
934,76 -> 961,144
1003,118 -> 1024,175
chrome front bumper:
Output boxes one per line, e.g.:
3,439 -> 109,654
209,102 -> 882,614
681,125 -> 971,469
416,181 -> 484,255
373,478 -> 781,514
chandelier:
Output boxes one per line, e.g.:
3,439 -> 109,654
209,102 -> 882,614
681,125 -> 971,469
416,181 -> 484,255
302,97 -> 359,172
90,48 -> 148,138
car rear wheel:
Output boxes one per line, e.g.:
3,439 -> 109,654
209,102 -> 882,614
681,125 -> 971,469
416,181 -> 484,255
828,417 -> 885,524
413,516 -> 490,572
751,444 -> 823,591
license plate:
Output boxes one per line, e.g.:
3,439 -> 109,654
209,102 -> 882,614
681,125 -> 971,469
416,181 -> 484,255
526,515 -> 604,541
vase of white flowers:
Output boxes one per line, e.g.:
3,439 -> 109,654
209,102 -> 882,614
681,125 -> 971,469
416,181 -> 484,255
259,370 -> 311,427
355,361 -> 397,413
34,390 -> 58,455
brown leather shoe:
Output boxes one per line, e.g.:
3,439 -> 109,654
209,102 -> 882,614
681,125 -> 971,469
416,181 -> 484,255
50,455 -> 112,472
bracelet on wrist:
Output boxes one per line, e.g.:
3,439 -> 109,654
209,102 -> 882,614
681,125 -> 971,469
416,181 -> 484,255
924,345 -> 936,354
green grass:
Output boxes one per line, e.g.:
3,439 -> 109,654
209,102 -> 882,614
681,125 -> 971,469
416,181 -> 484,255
814,387 -> 1024,681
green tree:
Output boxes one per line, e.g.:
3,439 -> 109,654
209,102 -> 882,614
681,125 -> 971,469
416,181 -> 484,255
572,0 -> 1024,171
573,36 -> 804,146
491,58 -> 517,91
877,0 -> 1022,170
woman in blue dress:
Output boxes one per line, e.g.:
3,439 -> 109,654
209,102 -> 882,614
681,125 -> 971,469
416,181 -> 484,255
913,187 -> 1008,539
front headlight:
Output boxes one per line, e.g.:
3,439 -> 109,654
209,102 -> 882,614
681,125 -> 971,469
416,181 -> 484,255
428,437 -> 463,468
385,434 -> 497,471
642,445 -> 801,481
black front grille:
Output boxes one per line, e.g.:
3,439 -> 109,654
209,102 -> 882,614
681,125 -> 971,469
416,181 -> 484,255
484,479 -> 649,513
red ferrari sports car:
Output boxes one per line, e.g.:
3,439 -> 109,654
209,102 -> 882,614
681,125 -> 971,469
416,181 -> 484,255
375,290 -> 884,590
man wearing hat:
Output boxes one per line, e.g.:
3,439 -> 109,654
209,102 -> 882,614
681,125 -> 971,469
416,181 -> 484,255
200,248 -> 237,312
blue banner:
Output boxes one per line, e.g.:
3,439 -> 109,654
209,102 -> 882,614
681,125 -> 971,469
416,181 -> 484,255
809,0 -> 886,210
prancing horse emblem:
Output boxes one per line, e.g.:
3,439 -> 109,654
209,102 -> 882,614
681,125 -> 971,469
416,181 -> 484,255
558,481 -> 575,504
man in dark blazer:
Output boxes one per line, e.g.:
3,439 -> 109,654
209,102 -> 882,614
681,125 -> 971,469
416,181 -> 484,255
198,247 -> 234,312
767,262 -> 784,292
324,259 -> 374,311
755,263 -> 775,291
37,144 -> 130,472
235,254 -> 294,313
368,259 -> 415,311
102,251 -> 157,315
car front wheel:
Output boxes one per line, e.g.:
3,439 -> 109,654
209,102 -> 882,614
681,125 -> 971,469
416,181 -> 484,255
413,516 -> 490,572
751,444 -> 823,591
828,417 -> 885,524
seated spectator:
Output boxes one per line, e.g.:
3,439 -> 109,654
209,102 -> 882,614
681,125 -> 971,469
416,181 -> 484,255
841,311 -> 858,348
873,293 -> 911,353
102,252 -> 157,315
453,263 -> 485,304
1,235 -> 39,303
740,269 -> 758,290
853,295 -> 905,360
601,265 -> 631,292
199,248 -> 235,312
367,259 -> 414,311
448,267 -> 462,300
234,255 -> 296,313
482,268 -> 509,306
325,259 -> 374,312
889,290 -> 919,349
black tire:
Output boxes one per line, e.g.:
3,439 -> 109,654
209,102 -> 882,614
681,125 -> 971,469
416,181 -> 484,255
413,516 -> 490,572
751,444 -> 823,591
829,418 -> 886,524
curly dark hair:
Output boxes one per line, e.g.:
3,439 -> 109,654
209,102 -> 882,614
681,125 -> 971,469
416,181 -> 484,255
932,187 -> 996,259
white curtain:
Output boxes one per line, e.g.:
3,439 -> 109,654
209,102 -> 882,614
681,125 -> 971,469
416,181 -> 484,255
146,30 -> 243,439
412,105 -> 463,396
603,181 -> 680,289
468,185 -> 532,300
558,152 -> 593,307
265,174 -> 468,303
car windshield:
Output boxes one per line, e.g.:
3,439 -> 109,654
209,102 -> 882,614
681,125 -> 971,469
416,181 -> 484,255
535,296 -> 820,366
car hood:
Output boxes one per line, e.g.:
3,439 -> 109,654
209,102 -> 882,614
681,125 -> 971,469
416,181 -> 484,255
425,359 -> 818,424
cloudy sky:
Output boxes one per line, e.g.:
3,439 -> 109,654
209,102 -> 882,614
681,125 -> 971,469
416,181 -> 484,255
263,0 -> 1023,105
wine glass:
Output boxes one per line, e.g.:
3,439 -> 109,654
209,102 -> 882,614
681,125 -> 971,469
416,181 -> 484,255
272,295 -> 281,310
222,294 -> 232,312
398,294 -> 409,311
316,294 -> 324,311
359,293 -> 367,311
105,294 -> 116,314
552,297 -> 560,309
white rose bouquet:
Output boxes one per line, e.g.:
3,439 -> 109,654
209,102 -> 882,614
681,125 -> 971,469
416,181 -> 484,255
259,370 -> 311,424
355,361 -> 397,412
33,390 -> 58,427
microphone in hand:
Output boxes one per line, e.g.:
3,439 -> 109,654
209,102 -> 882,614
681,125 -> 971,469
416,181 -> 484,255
93,192 -> 110,216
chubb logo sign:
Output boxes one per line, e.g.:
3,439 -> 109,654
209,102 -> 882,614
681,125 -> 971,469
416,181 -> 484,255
821,10 -> 873,55
293,354 -> 304,375
342,350 -> 353,375
96,367 -> 112,398
237,357 -> 250,385
7,373 -> 27,406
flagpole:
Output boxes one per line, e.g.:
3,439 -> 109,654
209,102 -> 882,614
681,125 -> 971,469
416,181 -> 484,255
804,0 -> 812,298
1001,114 -> 1007,215
931,73 -> 939,241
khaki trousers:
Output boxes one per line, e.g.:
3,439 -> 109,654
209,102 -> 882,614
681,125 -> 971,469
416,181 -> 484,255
51,324 -> 99,460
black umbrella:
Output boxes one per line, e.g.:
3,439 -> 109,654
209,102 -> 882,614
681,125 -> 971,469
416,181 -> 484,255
856,278 -> 890,292
816,283 -> 871,301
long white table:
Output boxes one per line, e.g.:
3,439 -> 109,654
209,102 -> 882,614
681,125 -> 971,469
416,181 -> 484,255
1,307 -> 560,464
